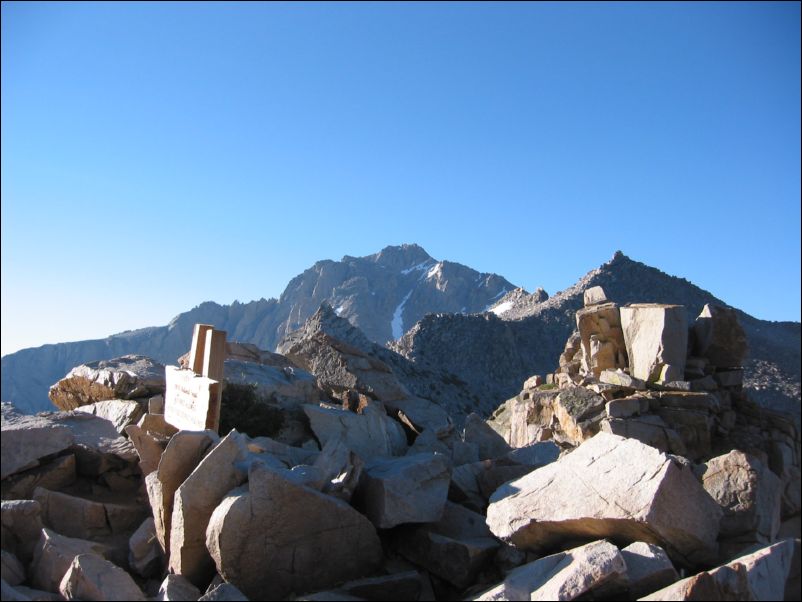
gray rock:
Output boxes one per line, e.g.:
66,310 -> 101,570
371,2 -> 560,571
463,413 -> 512,460
692,304 -> 748,368
1,550 -> 25,586
620,304 -> 688,382
394,501 -> 499,589
206,462 -> 382,600
599,369 -> 647,389
486,433 -> 722,567
311,435 -> 363,501
124,424 -> 166,477
641,539 -> 795,601
1,403 -> 74,479
59,553 -> 145,601
474,540 -> 627,601
599,414 -> 687,456
354,453 -> 451,528
304,403 -> 407,459
48,355 -> 165,411
620,541 -> 678,599
606,397 -> 642,418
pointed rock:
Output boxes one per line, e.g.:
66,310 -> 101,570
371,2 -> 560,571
29,528 -> 113,593
304,403 -> 407,459
157,574 -> 201,601
128,517 -> 162,578
620,542 -> 678,599
59,553 -> 145,601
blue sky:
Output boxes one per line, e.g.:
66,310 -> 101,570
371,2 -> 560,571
2,2 -> 800,356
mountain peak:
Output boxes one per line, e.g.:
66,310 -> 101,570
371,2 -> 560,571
367,243 -> 434,270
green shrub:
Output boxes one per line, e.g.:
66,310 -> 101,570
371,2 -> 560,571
219,383 -> 284,438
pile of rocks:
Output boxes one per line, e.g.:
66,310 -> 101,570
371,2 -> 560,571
2,296 -> 799,601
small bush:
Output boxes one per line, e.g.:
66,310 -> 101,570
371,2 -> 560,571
219,383 -> 284,438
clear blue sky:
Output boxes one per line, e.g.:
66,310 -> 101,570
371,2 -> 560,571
2,2 -> 800,356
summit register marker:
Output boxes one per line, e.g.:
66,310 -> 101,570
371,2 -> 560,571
164,324 -> 226,432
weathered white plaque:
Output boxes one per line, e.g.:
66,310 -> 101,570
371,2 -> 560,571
164,365 -> 221,431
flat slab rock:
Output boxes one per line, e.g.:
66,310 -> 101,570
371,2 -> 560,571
486,432 -> 722,567
641,539 -> 795,601
206,462 -> 382,600
1,402 -> 74,480
59,553 -> 146,601
474,539 -> 627,601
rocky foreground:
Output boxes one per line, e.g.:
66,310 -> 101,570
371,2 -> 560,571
1,288 -> 800,601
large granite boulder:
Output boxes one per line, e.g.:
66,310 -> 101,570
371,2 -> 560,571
692,304 -> 748,368
620,304 -> 687,382
354,452 -> 451,528
48,355 -> 165,410
206,462 -> 382,600
486,432 -> 722,566
701,450 -> 782,546
1,500 -> 44,564
74,399 -> 144,434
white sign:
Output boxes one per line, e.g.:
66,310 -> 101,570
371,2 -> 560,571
164,365 -> 221,431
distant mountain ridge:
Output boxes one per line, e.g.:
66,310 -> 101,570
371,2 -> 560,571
391,251 -> 801,418
1,244 -> 515,413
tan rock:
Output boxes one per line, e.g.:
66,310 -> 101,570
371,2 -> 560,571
576,303 -> 627,377
474,540 -> 626,601
583,286 -> 608,307
551,386 -> 607,445
303,403 -> 407,459
124,424 -> 166,477
1,403 -> 74,480
145,429 -> 218,555
702,450 -> 782,542
1,454 -> 76,503
157,574 -> 201,601
641,539 -> 795,601
74,400 -> 144,434
59,553 -> 145,601
169,431 -> 250,586
30,528 -> 112,593
206,462 -> 382,600
620,304 -> 687,382
620,542 -> 678,599
1,500 -> 44,564
48,355 -> 165,411
600,415 -> 687,456
486,433 -> 722,567
33,487 -> 146,540
354,453 -> 451,528
128,517 -> 162,577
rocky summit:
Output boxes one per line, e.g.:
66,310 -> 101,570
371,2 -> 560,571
1,285 -> 799,601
